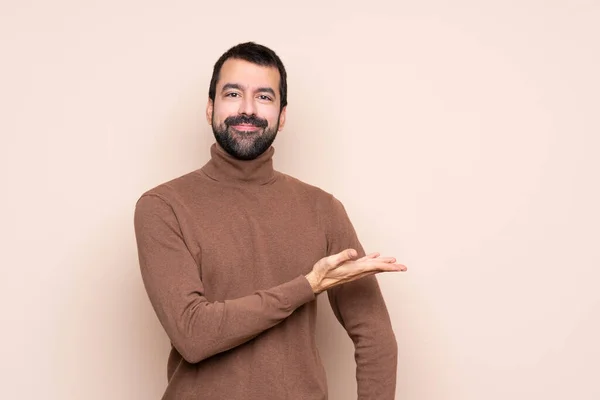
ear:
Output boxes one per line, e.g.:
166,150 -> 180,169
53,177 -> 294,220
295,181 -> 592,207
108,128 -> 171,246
277,106 -> 287,131
206,98 -> 214,125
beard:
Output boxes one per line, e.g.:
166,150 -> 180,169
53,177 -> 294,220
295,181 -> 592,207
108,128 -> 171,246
212,112 -> 280,160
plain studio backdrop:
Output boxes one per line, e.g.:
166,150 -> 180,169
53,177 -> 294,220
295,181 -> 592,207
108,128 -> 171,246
1,1 -> 599,399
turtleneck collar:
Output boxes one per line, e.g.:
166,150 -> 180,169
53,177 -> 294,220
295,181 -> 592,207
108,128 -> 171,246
200,143 -> 277,185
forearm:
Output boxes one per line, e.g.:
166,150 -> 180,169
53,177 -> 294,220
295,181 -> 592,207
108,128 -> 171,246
354,322 -> 398,399
328,276 -> 398,399
145,274 -> 314,363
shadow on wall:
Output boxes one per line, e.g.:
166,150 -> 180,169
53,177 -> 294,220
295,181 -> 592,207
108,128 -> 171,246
51,212 -> 171,400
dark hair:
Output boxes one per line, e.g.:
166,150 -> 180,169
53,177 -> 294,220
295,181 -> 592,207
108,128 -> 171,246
208,42 -> 288,110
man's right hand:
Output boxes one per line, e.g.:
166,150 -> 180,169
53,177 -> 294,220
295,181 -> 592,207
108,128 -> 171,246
305,249 -> 407,294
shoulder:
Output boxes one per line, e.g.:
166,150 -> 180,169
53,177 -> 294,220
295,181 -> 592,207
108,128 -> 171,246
277,172 -> 334,201
135,169 -> 205,209
275,171 -> 347,214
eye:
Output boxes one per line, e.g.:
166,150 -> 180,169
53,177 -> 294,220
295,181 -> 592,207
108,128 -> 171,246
225,92 -> 240,98
258,94 -> 273,101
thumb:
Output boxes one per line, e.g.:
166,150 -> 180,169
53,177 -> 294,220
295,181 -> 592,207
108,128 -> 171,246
335,248 -> 357,264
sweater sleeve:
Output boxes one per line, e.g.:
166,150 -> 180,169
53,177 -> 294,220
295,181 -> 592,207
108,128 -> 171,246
324,195 -> 398,400
133,194 -> 315,364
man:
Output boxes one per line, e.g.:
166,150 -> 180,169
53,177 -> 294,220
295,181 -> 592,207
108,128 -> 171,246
133,42 -> 407,400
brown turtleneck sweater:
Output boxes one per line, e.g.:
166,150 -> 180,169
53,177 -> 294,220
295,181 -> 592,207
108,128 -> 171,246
133,143 -> 398,400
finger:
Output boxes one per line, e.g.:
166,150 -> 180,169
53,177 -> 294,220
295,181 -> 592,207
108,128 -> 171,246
365,262 -> 407,272
384,263 -> 407,272
351,265 -> 404,281
356,252 -> 380,262
331,248 -> 357,266
353,258 -> 397,269
372,257 -> 397,263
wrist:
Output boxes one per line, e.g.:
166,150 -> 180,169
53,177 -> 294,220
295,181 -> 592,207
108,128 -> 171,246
304,271 -> 321,294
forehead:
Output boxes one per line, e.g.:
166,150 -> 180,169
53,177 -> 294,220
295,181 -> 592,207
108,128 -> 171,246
217,58 -> 280,92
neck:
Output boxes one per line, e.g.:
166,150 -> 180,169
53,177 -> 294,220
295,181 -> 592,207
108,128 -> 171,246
200,142 -> 277,185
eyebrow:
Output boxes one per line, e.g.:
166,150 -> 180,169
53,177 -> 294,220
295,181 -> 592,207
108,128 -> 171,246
221,83 -> 276,97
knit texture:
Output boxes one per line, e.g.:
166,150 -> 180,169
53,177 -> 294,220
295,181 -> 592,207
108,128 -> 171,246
134,143 -> 398,399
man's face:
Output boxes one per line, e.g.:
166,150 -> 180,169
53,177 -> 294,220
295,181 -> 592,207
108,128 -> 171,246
207,58 -> 286,160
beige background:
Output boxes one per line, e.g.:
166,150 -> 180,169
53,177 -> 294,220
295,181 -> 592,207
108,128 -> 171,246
1,0 -> 599,399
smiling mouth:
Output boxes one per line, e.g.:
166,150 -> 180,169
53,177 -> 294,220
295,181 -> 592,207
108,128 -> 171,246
231,124 -> 262,132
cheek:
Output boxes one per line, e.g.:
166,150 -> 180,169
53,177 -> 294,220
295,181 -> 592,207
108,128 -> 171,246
213,103 -> 237,123
258,107 -> 281,125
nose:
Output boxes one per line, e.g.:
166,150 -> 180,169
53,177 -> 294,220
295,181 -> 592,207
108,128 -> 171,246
238,95 -> 256,116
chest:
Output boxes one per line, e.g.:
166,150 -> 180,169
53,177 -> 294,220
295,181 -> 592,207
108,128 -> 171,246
190,186 -> 327,299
